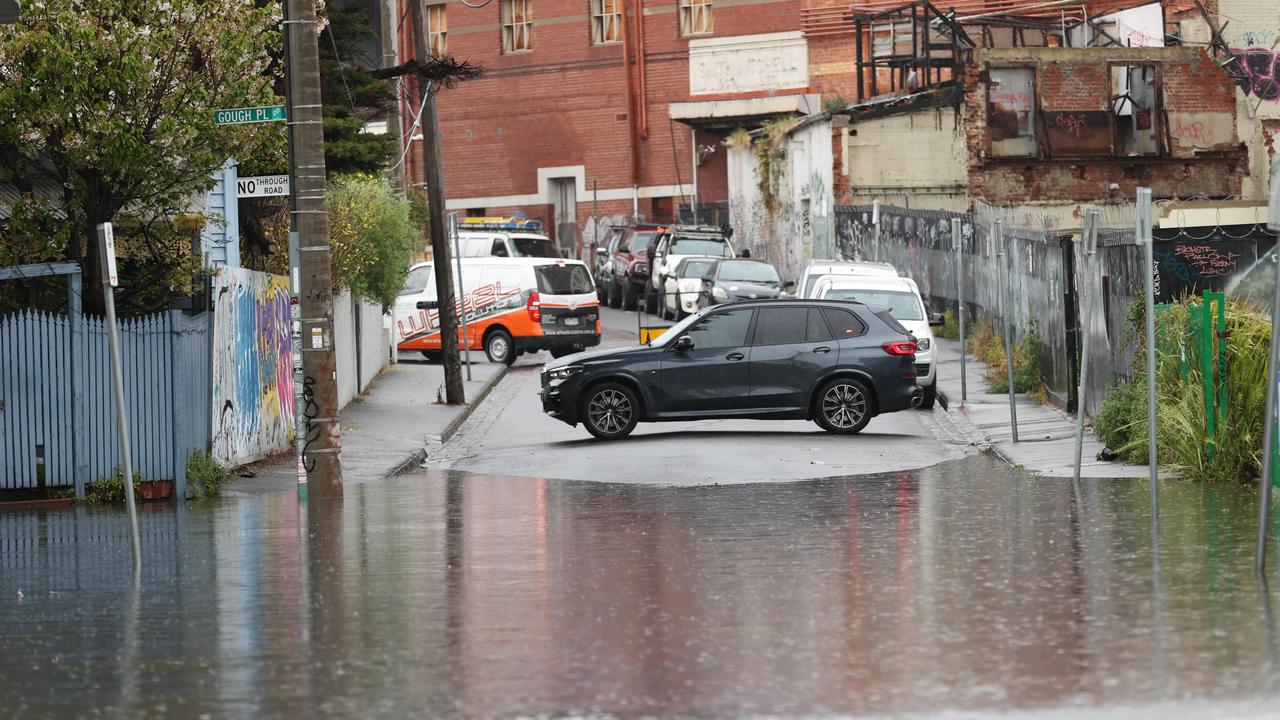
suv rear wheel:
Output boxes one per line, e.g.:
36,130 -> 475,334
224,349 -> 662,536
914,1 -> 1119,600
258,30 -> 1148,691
814,378 -> 872,434
608,279 -> 622,309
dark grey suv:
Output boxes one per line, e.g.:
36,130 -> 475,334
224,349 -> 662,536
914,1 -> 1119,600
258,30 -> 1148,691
539,300 -> 924,439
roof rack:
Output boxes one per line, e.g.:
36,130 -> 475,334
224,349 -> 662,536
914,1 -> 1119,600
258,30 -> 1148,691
459,216 -> 544,232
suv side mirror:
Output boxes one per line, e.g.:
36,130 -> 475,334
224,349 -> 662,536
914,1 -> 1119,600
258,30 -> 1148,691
929,312 -> 945,327
416,300 -> 439,310
673,335 -> 695,352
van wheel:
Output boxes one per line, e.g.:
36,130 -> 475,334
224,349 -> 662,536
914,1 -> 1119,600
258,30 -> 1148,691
598,282 -> 610,306
608,279 -> 623,309
814,378 -> 872,434
484,329 -> 516,366
918,380 -> 937,410
550,348 -> 574,359
622,282 -> 637,311
582,382 -> 639,440
419,351 -> 441,363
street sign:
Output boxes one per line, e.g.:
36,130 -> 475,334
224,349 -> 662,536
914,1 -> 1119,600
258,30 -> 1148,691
100,222 -> 118,287
214,105 -> 286,125
236,174 -> 290,198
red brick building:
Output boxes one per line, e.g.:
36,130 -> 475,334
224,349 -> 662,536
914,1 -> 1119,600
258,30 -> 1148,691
395,0 -> 840,252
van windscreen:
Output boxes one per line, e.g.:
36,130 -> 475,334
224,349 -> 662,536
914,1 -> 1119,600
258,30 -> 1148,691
536,265 -> 594,295
511,236 -> 560,258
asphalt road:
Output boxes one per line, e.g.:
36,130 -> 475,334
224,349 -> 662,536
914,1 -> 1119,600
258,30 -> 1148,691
424,305 -> 973,484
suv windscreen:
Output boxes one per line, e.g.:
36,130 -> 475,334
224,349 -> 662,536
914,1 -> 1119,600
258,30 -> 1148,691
512,236 -> 559,258
629,232 -> 655,254
535,265 -> 594,295
717,261 -> 780,284
670,236 -> 731,256
824,289 -> 923,321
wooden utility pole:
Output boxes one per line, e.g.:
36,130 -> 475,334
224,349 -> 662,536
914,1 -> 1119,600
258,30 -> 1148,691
287,0 -> 343,494
411,0 -> 465,404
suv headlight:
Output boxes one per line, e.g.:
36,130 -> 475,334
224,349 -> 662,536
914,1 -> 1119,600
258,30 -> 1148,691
546,365 -> 585,381
916,337 -> 931,351
712,287 -> 728,300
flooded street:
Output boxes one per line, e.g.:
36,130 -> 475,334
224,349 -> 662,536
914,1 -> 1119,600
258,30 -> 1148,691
2,457 -> 1279,719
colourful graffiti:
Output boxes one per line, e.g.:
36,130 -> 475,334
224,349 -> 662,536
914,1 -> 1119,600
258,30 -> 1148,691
211,267 -> 295,466
1227,47 -> 1280,102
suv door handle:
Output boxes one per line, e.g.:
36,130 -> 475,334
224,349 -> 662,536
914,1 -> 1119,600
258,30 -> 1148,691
813,346 -> 832,354
725,352 -> 745,361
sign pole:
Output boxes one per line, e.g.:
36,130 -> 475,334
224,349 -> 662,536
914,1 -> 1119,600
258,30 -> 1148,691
872,200 -> 881,263
1138,187 -> 1159,549
953,217 -> 967,404
97,222 -> 142,569
997,220 -> 1019,442
1257,164 -> 1280,575
451,212 -> 472,382
1073,210 -> 1100,484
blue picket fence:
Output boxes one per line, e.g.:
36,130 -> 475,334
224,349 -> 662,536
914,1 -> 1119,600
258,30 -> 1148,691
0,309 -> 210,496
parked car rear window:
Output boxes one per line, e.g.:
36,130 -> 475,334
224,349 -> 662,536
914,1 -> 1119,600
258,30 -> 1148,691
535,265 -> 594,295
630,232 -> 655,253
669,237 -> 732,256
512,236 -> 560,258
823,289 -> 924,321
717,261 -> 780,284
873,309 -> 911,336
753,306 -> 808,346
806,308 -> 834,342
677,259 -> 716,278
822,308 -> 866,338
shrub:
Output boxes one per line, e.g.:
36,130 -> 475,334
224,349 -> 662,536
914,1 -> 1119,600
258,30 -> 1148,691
328,174 -> 423,310
969,317 -> 1043,395
935,309 -> 961,340
187,451 -> 233,499
85,471 -> 141,505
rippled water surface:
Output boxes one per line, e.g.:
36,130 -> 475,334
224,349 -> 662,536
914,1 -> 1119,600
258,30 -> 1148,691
2,457 -> 1278,718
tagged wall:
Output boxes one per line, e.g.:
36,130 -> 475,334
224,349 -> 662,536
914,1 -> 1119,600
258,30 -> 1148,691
1218,0 -> 1280,114
211,268 -> 294,466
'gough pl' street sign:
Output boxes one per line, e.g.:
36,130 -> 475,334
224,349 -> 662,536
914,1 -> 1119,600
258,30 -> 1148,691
236,175 -> 290,198
214,105 -> 286,125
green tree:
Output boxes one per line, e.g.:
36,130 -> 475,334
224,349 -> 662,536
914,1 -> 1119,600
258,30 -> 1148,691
328,174 -> 420,309
318,4 -> 397,176
0,0 -> 283,312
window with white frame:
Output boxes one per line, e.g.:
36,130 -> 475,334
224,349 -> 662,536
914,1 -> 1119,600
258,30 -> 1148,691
679,0 -> 712,36
502,0 -> 533,53
591,0 -> 622,44
427,4 -> 447,56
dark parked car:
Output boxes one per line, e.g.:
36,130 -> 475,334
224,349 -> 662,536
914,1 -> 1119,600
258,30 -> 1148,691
697,258 -> 792,308
540,300 -> 924,439
604,224 -> 662,311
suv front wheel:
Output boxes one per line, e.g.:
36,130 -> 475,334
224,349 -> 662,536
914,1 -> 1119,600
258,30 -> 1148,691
582,382 -> 639,439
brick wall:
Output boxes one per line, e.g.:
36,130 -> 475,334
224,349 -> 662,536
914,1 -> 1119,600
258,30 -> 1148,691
400,0 -> 802,231
966,47 -> 1248,203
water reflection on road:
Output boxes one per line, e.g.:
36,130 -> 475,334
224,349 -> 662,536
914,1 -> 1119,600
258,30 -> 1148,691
1,457 -> 1278,719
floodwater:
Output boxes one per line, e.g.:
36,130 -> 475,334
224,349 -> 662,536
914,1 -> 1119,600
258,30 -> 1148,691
1,457 -> 1278,719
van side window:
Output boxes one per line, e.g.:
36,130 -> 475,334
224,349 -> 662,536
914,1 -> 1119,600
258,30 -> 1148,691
399,266 -> 430,296
491,239 -> 510,257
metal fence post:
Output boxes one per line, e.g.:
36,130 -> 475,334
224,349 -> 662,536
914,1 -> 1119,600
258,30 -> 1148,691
1138,188 -> 1159,552
1074,210 -> 1100,483
451,212 -> 472,381
1257,165 -> 1280,575
872,200 -> 881,263
953,217 -> 966,403
997,220 -> 1018,442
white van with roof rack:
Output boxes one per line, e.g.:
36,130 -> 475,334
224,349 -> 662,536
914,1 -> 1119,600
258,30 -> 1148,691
453,217 -> 561,259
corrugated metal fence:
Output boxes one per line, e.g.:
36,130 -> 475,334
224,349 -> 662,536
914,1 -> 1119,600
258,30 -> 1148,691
0,309 -> 209,496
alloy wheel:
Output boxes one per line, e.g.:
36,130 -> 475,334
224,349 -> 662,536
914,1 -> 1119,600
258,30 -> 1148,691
587,388 -> 633,436
822,383 -> 867,430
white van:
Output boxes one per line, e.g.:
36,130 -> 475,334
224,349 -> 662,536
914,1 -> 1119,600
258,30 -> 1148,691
814,274 -> 944,408
395,257 -> 600,365
454,217 -> 560,259
798,260 -> 898,299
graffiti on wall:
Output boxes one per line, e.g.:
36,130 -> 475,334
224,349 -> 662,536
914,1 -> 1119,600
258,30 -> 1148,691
1152,231 -> 1275,303
211,267 -> 295,466
1227,47 -> 1280,102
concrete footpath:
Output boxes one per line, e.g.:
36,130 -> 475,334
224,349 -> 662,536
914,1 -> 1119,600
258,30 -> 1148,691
933,337 -> 1149,478
235,351 -> 506,493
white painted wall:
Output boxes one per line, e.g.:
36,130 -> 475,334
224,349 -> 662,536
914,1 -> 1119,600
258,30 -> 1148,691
333,288 -> 394,410
844,107 -> 969,212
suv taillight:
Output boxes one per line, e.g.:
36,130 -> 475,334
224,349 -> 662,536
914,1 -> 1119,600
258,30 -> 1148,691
881,340 -> 917,356
527,291 -> 541,322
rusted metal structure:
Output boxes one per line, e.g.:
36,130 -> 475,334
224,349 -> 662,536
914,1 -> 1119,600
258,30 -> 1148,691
853,1 -> 973,101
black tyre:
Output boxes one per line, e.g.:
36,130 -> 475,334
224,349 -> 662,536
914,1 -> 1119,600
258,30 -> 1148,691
419,350 -> 441,363
644,287 -> 659,315
608,279 -> 622,309
598,282 -> 610,307
581,382 -> 639,440
622,281 -> 638,311
918,380 -> 937,410
484,328 -> 517,365
550,348 -> 575,359
814,377 -> 872,434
